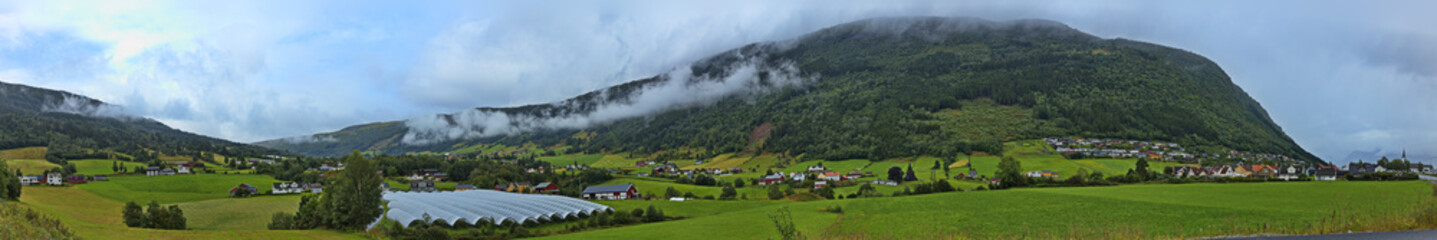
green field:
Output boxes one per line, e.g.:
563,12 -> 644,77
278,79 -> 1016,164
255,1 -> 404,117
599,177 -> 776,200
4,159 -> 60,175
384,179 -> 460,191
178,195 -> 305,230
538,154 -> 605,167
782,159 -> 871,174
0,146 -> 47,159
77,174 -> 285,204
540,181 -> 1437,239
590,154 -> 647,169
18,187 -> 364,240
70,159 -> 150,175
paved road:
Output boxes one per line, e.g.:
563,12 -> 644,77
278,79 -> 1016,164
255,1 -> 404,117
1211,230 -> 1437,240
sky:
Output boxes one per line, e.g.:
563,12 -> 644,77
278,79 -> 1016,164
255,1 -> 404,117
0,0 -> 1432,164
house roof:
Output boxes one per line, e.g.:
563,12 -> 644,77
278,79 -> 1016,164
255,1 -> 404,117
456,184 -> 477,189
582,184 -> 634,194
535,182 -> 553,189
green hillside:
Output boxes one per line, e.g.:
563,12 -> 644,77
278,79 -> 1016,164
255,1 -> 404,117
259,17 -> 1320,164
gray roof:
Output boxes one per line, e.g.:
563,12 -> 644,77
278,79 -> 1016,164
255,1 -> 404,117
382,190 -> 610,227
582,184 -> 633,194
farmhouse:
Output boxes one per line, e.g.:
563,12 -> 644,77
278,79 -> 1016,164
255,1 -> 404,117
230,183 -> 257,197
807,163 -> 826,172
1025,170 -> 1059,178
93,175 -> 108,181
758,174 -> 786,185
306,183 -> 323,193
787,172 -> 806,182
177,165 -> 192,174
145,166 -> 162,176
871,179 -> 898,186
1276,165 -> 1301,180
1315,168 -> 1339,181
507,182 -> 533,192
46,172 -> 62,185
582,184 -> 637,200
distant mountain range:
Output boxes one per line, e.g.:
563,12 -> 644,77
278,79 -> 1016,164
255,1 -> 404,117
257,17 -> 1322,164
0,81 -> 289,159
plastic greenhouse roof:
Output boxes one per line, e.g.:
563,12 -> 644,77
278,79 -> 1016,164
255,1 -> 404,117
382,190 -> 611,227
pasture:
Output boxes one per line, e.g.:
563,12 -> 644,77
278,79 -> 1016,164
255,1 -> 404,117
178,195 -> 304,230
77,174 -> 284,204
538,154 -> 605,166
17,187 -> 364,240
0,146 -> 47,159
539,181 -> 1437,239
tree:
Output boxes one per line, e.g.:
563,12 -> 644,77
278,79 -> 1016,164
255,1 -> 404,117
887,166 -> 903,183
62,163 -> 77,175
123,201 -> 145,227
733,178 -> 745,188
720,186 -> 738,200
1135,158 -> 1151,180
144,201 -> 165,228
644,205 -> 665,222
996,156 -> 1026,188
0,160 -> 19,200
318,150 -> 385,230
904,164 -> 918,182
166,205 -> 187,230
768,186 -> 785,200
665,187 -> 682,199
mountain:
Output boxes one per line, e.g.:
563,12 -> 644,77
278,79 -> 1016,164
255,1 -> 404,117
258,17 -> 1322,164
0,81 -> 290,160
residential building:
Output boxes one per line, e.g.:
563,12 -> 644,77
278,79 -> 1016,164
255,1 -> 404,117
582,184 -> 637,200
46,172 -> 62,185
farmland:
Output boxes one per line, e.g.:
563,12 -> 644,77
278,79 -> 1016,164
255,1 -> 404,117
539,181 -> 1437,239
77,174 -> 285,204
16,187 -> 364,240
70,159 -> 150,175
5,159 -> 59,175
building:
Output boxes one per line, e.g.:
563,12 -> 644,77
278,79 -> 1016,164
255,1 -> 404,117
787,172 -> 806,182
582,184 -> 637,200
814,181 -> 828,189
410,181 -> 436,192
305,183 -> 323,193
177,166 -> 191,174
455,184 -> 478,191
1025,170 -> 1060,178
145,166 -> 163,176
65,175 -> 87,184
18,175 -> 41,185
758,174 -> 786,185
273,182 -> 304,194
534,182 -> 560,194
1315,168 -> 1339,181
507,182 -> 533,192
807,164 -> 826,172
93,175 -> 108,181
380,182 -> 391,191
46,172 -> 63,185
230,183 -> 258,197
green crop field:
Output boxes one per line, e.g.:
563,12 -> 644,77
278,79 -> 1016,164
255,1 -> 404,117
5,159 -> 60,175
77,174 -> 285,204
178,195 -> 304,230
539,181 -> 1437,239
70,159 -> 149,175
18,187 -> 364,240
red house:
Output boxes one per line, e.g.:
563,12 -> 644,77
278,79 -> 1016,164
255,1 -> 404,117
534,182 -> 560,194
581,184 -> 637,200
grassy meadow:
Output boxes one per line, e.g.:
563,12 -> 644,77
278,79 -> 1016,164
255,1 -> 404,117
540,181 -> 1437,239
177,195 -> 305,230
0,146 -> 47,159
5,159 -> 60,175
71,159 -> 150,175
17,187 -> 366,240
78,174 -> 285,204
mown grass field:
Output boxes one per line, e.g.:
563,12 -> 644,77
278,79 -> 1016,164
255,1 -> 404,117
18,187 -> 366,240
177,195 -> 304,230
539,181 -> 1437,239
77,174 -> 285,204
5,159 -> 60,175
71,159 -> 150,175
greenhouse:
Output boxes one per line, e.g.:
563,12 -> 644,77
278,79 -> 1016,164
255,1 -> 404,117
382,190 -> 612,227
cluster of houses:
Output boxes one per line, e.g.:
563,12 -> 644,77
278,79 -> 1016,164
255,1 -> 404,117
272,182 -> 323,194
405,169 -> 449,182
642,161 -> 745,177
1165,160 -> 1434,181
489,181 -> 561,194
1046,137 -> 1307,163
755,163 -> 875,189
17,172 -> 107,186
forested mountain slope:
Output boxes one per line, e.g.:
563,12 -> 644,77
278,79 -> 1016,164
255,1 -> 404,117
259,17 -> 1320,164
0,81 -> 290,160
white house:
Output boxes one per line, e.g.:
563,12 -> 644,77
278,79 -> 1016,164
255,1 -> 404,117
177,166 -> 191,174
46,172 -> 63,185
788,172 -> 806,182
807,164 -> 826,172
145,166 -> 162,176
18,175 -> 40,186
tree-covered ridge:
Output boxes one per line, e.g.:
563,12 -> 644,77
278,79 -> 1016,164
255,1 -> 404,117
0,81 -> 291,159
260,17 -> 1320,164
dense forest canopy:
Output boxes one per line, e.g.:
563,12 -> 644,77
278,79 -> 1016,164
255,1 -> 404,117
258,17 -> 1321,164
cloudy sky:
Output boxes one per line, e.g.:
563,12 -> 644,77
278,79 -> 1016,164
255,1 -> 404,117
0,0 -> 1432,163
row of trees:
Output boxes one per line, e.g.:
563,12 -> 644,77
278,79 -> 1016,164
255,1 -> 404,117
122,201 -> 186,230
